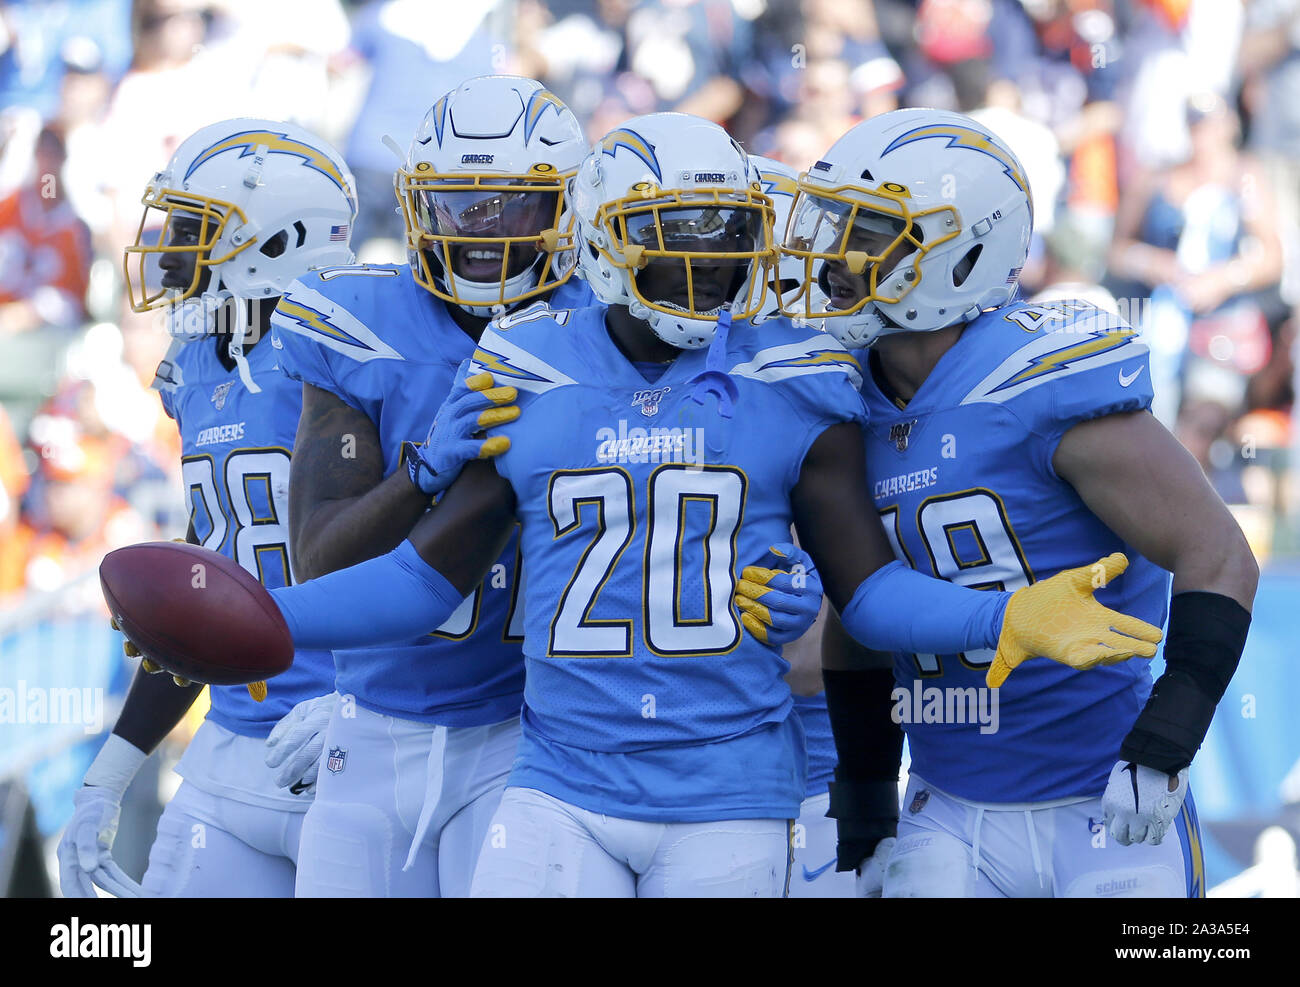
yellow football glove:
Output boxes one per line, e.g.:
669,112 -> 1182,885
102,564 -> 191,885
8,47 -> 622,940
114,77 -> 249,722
986,553 -> 1163,688
467,371 -> 517,460
407,370 -> 518,496
733,543 -> 823,646
247,681 -> 267,702
465,371 -> 520,442
112,616 -> 160,673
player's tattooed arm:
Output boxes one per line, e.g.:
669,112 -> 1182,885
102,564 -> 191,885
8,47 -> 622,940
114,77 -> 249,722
1052,410 -> 1258,609
289,383 -> 430,579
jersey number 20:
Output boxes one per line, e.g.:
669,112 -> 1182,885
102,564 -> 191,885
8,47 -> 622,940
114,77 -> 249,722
547,465 -> 745,657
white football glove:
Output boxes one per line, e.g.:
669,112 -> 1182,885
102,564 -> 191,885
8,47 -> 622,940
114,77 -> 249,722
854,837 -> 896,898
264,692 -> 338,794
1102,761 -> 1189,846
57,735 -> 148,898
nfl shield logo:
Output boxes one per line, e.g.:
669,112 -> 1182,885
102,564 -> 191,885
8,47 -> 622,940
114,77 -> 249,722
909,789 -> 930,814
211,381 -> 234,410
888,420 -> 915,452
326,747 -> 347,774
631,386 -> 670,417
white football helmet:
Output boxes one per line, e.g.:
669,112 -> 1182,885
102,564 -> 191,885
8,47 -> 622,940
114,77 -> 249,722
780,108 -> 1033,347
749,155 -> 802,323
396,76 -> 588,316
124,118 -> 357,331
572,113 -> 775,349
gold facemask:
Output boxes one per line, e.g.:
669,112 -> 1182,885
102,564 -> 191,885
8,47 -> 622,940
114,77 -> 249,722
778,179 -> 960,324
590,183 -> 776,322
395,162 -> 577,309
123,183 -> 251,312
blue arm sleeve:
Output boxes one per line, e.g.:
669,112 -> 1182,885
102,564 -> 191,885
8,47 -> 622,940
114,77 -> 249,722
841,562 -> 1011,655
269,540 -> 465,649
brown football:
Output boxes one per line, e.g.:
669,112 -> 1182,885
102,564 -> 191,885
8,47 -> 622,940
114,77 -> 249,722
99,541 -> 294,686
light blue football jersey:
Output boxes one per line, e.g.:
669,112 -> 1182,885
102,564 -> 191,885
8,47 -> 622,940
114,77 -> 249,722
467,303 -> 867,821
156,337 -> 335,739
859,299 -> 1170,802
793,692 -> 835,798
270,263 -> 593,726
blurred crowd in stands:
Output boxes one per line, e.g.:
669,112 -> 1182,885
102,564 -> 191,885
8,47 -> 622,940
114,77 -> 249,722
1,0 -> 1298,608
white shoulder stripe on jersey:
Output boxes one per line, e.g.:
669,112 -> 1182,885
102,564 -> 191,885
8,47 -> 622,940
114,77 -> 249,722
270,282 -> 404,363
468,328 -> 576,395
729,336 -> 864,390
961,311 -> 1147,406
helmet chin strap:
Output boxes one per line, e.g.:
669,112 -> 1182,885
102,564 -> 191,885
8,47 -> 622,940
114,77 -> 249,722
165,289 -> 232,341
225,294 -> 261,394
455,299 -> 508,319
165,286 -> 261,392
637,299 -> 720,351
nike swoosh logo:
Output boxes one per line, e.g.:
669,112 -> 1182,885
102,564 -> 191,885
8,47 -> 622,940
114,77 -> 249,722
289,780 -> 312,795
801,859 -> 836,882
1118,365 -> 1144,387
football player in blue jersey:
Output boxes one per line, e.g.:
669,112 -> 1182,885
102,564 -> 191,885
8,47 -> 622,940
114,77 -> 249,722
58,119 -> 358,897
267,76 -> 595,897
779,108 -> 1259,897
215,112 -> 1166,897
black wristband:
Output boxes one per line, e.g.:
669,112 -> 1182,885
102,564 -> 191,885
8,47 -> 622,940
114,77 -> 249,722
823,668 -> 903,871
826,776 -> 899,872
822,668 -> 904,781
1120,591 -> 1250,773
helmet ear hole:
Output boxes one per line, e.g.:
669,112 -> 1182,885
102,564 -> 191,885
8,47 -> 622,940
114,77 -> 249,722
293,221 -> 307,248
952,244 -> 982,287
259,230 -> 289,258
860,168 -> 873,181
